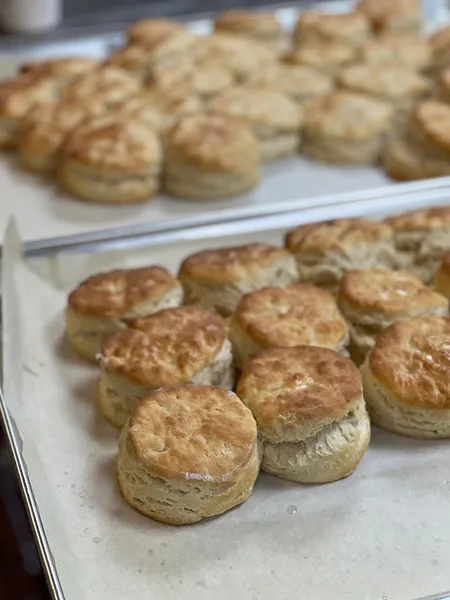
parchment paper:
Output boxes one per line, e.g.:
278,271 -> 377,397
3,215 -> 450,600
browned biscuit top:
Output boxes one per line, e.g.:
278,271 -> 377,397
356,0 -> 420,27
128,385 -> 257,482
286,218 -> 393,254
127,18 -> 187,48
101,307 -> 226,386
369,316 -> 450,408
302,91 -> 393,140
295,10 -> 370,45
237,346 -> 361,438
233,283 -> 347,348
62,114 -> 161,171
385,205 -> 450,231
215,10 -> 282,34
339,269 -> 447,315
0,74 -> 56,119
68,266 -> 177,317
167,113 -> 260,172
430,26 -> 450,55
409,101 -> 450,153
20,57 -> 98,79
179,243 -> 291,284
61,66 -> 140,103
283,42 -> 357,71
358,33 -> 430,69
337,63 -> 428,100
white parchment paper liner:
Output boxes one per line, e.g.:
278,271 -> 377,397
2,219 -> 450,600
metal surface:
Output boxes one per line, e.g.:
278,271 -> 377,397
21,176 -> 450,258
2,185 -> 450,600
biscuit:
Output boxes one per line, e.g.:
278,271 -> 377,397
0,74 -> 57,148
147,59 -> 233,104
211,87 -> 302,161
383,101 -> 450,182
59,115 -> 162,204
434,251 -> 450,299
362,316 -> 450,438
111,93 -> 165,134
117,385 -> 260,524
133,29 -> 201,68
229,283 -> 349,368
237,346 -> 370,483
20,57 -> 98,82
337,63 -> 428,109
302,91 -> 393,164
19,99 -> 104,173
385,206 -> 450,282
246,64 -> 333,106
293,10 -> 371,48
196,33 -> 277,82
358,32 -> 431,72
435,68 -> 450,103
338,268 -> 448,364
214,10 -> 287,53
66,266 -> 182,362
127,18 -> 186,48
60,66 -> 140,106
356,0 -> 422,34
163,113 -> 261,199
286,217 -> 395,294
178,243 -> 299,316
98,307 -> 234,427
428,26 -> 450,76
283,42 -> 357,77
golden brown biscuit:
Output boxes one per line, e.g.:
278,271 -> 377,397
147,59 -> 233,104
338,268 -> 448,364
358,32 -> 431,71
211,87 -> 302,161
362,316 -> 450,438
196,33 -> 277,82
237,346 -> 370,483
293,10 -> 371,48
178,243 -> 299,316
435,68 -> 450,103
20,57 -> 98,81
246,63 -> 333,106
163,113 -> 261,199
356,0 -> 422,34
59,114 -> 162,204
434,251 -> 450,299
286,218 -> 395,294
61,66 -> 140,107
0,74 -> 57,148
385,205 -> 450,282
19,99 -> 104,173
66,266 -> 183,362
383,101 -> 450,182
428,26 -> 450,76
302,91 -> 393,164
283,42 -> 357,77
117,385 -> 260,524
229,283 -> 349,368
98,307 -> 234,427
127,18 -> 186,47
214,10 -> 287,53
337,63 -> 428,107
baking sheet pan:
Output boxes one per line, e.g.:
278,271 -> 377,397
3,188 -> 450,600
1,0 -> 450,246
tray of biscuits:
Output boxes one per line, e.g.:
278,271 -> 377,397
3,181 -> 450,600
2,0 -> 450,247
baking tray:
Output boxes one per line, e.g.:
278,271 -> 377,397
2,184 -> 450,600
1,0 -> 450,246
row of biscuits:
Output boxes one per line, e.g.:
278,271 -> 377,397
65,205 -> 450,524
4,2 -> 450,203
